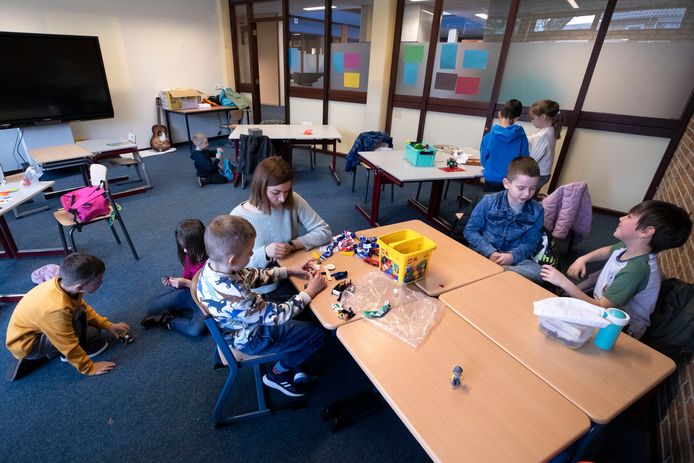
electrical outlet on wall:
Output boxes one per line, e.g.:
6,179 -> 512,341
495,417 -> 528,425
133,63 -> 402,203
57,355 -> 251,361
128,132 -> 136,144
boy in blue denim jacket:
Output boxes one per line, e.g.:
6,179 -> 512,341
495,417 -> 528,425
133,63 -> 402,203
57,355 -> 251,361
464,157 -> 544,283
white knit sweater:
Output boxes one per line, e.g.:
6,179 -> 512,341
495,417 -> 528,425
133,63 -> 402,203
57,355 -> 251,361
230,192 -> 332,269
528,126 -> 556,176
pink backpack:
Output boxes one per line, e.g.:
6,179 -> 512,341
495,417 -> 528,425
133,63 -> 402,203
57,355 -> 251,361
60,184 -> 110,223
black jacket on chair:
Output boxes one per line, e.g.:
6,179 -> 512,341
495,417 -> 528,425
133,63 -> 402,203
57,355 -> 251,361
238,135 -> 276,175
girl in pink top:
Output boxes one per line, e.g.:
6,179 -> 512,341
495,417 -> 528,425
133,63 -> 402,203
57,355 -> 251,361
141,219 -> 207,336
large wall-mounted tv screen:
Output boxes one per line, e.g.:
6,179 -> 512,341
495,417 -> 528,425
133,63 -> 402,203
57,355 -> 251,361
0,32 -> 114,128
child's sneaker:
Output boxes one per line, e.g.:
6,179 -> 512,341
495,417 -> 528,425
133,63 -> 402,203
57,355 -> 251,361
262,370 -> 306,397
197,177 -> 204,188
293,369 -> 319,384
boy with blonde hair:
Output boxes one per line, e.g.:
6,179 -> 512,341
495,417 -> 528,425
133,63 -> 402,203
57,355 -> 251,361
465,156 -> 544,283
7,253 -> 130,381
541,200 -> 691,338
196,215 -> 327,397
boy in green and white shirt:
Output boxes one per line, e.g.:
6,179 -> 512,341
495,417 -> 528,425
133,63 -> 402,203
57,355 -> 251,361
541,200 -> 691,339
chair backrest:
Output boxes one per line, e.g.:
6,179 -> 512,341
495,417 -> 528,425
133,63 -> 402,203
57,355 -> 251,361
89,163 -> 108,188
191,270 -> 236,370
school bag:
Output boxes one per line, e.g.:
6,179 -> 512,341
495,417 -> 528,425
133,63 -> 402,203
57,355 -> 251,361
640,278 -> 694,358
60,184 -> 110,223
219,88 -> 250,109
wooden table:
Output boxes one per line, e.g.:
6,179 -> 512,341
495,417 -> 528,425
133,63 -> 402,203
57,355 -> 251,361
1,178 -> 60,301
29,144 -> 93,189
355,150 -> 483,232
337,309 -> 590,462
164,105 -> 251,143
279,220 -> 502,328
229,124 -> 342,184
439,271 -> 676,424
77,139 -> 151,198
366,220 -> 502,297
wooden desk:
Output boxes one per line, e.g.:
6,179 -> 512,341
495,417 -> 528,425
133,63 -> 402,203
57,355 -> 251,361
278,220 -> 503,327
164,106 -> 251,143
229,124 -> 342,184
355,150 -> 483,232
29,144 -> 92,188
439,271 -> 676,424
366,220 -> 502,297
337,309 -> 590,462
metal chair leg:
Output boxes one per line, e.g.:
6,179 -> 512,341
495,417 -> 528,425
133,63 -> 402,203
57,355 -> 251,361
416,182 -> 423,201
444,180 -> 450,199
68,226 -> 79,253
115,216 -> 139,260
363,169 -> 371,204
351,168 -> 357,193
57,224 -> 69,255
109,223 -> 122,244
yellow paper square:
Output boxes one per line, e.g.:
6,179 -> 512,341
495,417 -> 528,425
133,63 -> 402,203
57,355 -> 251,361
344,72 -> 360,89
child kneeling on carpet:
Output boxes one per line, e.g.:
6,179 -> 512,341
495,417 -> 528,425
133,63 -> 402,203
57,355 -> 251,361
190,133 -> 227,187
196,215 -> 326,397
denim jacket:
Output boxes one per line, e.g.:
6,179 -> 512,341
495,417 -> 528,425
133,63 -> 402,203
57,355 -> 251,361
464,191 -> 544,264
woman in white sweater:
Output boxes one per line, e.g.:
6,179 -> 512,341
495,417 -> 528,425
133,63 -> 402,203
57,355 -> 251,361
230,156 -> 332,270
528,99 -> 564,190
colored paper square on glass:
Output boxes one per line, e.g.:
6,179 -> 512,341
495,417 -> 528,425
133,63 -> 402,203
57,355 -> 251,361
462,49 -> 488,69
403,62 -> 418,86
344,53 -> 360,70
289,48 -> 300,70
404,44 -> 424,63
455,76 -> 480,95
434,72 -> 457,91
344,72 -> 360,88
440,43 -> 457,70
333,52 -> 345,73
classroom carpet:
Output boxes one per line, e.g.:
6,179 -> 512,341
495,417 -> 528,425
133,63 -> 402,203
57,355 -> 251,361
0,143 -> 647,462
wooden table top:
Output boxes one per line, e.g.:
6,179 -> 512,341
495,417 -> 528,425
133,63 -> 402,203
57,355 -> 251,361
358,150 -> 484,182
28,144 -> 92,164
439,271 -> 676,424
278,220 -> 502,328
370,220 -> 503,297
0,178 -> 55,218
228,124 -> 341,141
337,309 -> 590,462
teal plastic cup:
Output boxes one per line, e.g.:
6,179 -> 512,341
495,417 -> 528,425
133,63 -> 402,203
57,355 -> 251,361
594,308 -> 630,350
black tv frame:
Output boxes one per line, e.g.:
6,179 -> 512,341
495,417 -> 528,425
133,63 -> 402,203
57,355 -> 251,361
0,31 -> 114,129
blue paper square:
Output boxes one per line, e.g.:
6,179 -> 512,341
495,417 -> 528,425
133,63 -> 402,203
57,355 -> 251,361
333,52 -> 345,73
440,43 -> 457,70
289,48 -> 300,71
462,49 -> 488,70
403,62 -> 418,86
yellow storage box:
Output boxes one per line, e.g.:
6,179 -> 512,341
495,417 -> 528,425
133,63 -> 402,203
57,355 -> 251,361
377,229 -> 436,284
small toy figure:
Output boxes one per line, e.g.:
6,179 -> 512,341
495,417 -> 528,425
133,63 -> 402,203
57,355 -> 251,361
331,280 -> 354,298
215,147 -> 224,159
450,365 -> 463,387
447,157 -> 457,168
363,300 -> 391,319
119,333 -> 135,347
331,302 -> 355,320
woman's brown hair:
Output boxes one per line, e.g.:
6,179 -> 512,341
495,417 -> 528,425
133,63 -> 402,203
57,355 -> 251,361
248,156 -> 294,214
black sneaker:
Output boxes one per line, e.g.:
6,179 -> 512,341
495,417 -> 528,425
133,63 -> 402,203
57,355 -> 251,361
8,357 -> 49,382
262,370 -> 306,397
60,338 -> 108,362
141,312 -> 173,329
293,370 -> 319,384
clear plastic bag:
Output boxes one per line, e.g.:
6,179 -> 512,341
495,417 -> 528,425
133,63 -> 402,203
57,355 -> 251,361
340,271 -> 443,347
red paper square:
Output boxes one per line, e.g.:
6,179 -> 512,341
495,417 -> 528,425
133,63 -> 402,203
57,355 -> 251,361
455,76 -> 480,95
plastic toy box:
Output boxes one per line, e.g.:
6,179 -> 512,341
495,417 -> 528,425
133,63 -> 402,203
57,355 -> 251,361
404,143 -> 437,167
377,229 -> 436,284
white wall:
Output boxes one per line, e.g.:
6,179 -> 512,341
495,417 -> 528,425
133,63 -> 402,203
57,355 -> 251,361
557,129 -> 667,212
389,108 -> 420,149
327,101 -> 368,154
0,0 -> 232,171
423,113 -> 486,151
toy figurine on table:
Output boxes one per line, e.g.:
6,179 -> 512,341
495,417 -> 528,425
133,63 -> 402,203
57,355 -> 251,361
447,157 -> 458,168
363,300 -> 391,319
450,365 -> 463,387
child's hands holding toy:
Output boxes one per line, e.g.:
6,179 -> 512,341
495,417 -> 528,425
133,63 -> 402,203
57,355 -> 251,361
304,272 -> 327,298
288,259 -> 318,279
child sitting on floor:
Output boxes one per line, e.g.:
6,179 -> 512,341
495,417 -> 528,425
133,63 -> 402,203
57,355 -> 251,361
6,253 -> 130,381
540,200 -> 691,339
196,215 -> 327,397
190,133 -> 227,187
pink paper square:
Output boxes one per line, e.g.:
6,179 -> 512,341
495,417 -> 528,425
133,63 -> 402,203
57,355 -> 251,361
455,76 -> 480,95
344,53 -> 360,70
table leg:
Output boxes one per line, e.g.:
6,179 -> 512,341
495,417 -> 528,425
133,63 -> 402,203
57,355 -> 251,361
0,214 -> 69,259
330,140 -> 340,185
407,180 -> 454,233
185,114 -> 192,145
355,169 -> 383,227
165,110 -> 171,141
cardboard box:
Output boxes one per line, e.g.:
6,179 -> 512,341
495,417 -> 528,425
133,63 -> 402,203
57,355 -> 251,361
159,88 -> 203,110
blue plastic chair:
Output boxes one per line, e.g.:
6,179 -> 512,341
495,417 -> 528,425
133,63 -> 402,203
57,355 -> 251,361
190,271 -> 305,428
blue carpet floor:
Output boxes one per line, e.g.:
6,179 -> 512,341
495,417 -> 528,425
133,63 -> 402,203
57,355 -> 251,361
0,144 -> 622,462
